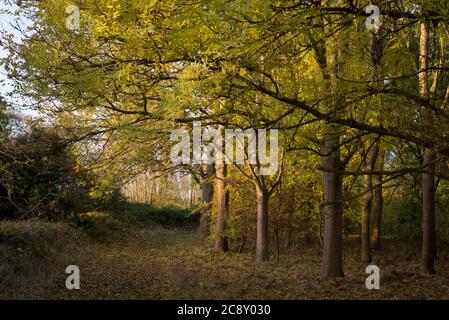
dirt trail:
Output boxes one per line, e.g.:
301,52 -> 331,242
55,228 -> 307,299
36,229 -> 449,299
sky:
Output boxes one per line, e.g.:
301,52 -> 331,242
0,0 -> 37,116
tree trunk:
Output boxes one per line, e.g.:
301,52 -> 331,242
361,172 -> 373,263
360,143 -> 379,263
422,147 -> 436,273
371,147 -> 384,249
255,184 -> 269,263
370,28 -> 384,251
321,124 -> 344,277
214,161 -> 228,252
318,32 -> 344,277
197,164 -> 215,241
418,21 -> 436,274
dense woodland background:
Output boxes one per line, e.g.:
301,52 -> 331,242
1,0 -> 449,299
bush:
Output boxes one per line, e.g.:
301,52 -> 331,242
69,211 -> 123,241
0,220 -> 82,297
112,202 -> 199,228
0,124 -> 96,220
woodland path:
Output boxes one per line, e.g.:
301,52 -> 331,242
43,229 -> 449,300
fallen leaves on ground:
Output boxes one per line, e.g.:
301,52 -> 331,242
5,227 -> 446,300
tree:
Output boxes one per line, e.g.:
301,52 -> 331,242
5,0 -> 449,278
197,164 -> 215,241
418,20 -> 436,274
214,158 -> 229,252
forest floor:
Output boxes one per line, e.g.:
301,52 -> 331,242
2,222 -> 449,299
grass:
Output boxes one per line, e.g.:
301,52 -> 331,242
65,203 -> 198,242
0,203 -> 199,299
0,220 -> 83,299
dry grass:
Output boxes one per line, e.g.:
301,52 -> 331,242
0,220 -> 83,299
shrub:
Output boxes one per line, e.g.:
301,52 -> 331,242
112,202 -> 199,228
69,211 -> 123,241
0,220 -> 82,298
0,124 -> 96,220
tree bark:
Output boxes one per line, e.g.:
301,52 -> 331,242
422,147 -> 436,273
418,21 -> 436,274
360,143 -> 378,263
316,31 -> 344,277
321,126 -> 344,277
361,172 -> 373,263
371,147 -> 384,249
197,164 -> 215,241
214,160 -> 228,252
369,28 -> 384,251
255,184 -> 269,262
